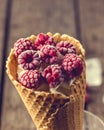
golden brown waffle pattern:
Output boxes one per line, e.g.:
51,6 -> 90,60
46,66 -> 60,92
6,33 -> 86,130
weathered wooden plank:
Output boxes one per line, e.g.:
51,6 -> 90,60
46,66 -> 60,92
0,0 -> 7,87
0,0 -> 7,122
1,0 -> 76,130
79,0 -> 104,121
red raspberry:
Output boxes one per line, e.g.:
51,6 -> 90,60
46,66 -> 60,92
62,53 -> 83,78
42,64 -> 64,88
14,38 -> 35,57
35,33 -> 55,50
56,41 -> 76,55
18,50 -> 41,70
40,45 -> 59,64
85,93 -> 90,103
19,70 -> 41,89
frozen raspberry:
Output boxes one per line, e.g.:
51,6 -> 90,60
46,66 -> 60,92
14,38 -> 35,57
43,64 -> 64,88
35,33 -> 55,50
85,93 -> 90,103
40,45 -> 59,64
19,70 -> 41,89
56,41 -> 76,55
18,50 -> 41,70
62,53 -> 83,78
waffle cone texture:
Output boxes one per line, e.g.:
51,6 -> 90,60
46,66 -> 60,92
6,33 -> 86,130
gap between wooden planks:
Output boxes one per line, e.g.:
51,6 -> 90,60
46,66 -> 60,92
0,0 -> 9,127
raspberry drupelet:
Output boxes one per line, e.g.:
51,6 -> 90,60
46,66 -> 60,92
56,41 -> 76,55
19,70 -> 41,89
35,33 -> 55,50
42,64 -> 64,88
14,38 -> 35,57
18,50 -> 41,70
40,45 -> 59,64
62,53 -> 83,78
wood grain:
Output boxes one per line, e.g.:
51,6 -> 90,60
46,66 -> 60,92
0,0 -> 7,125
79,0 -> 104,121
1,0 -> 75,130
0,0 -> 7,84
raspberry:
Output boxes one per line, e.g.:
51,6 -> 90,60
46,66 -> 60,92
56,41 -> 76,55
19,70 -> 41,89
85,93 -> 90,103
35,33 -> 55,50
62,53 -> 83,78
18,50 -> 41,70
14,38 -> 35,57
42,64 -> 64,88
40,45 -> 59,64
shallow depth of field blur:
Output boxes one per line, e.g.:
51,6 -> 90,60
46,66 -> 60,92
0,0 -> 104,130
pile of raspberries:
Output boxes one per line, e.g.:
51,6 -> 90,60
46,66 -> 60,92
14,33 -> 83,89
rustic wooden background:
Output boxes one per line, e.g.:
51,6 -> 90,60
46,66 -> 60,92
0,0 -> 104,130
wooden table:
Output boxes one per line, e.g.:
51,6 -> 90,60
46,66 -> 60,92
0,0 -> 104,129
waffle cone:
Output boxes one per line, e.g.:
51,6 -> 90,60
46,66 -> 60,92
6,33 -> 86,130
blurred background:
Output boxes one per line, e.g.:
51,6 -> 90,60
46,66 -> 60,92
0,0 -> 104,129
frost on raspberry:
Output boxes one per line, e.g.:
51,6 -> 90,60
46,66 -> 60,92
62,53 -> 83,78
19,70 -> 41,89
35,33 -> 55,50
42,64 -> 64,88
56,41 -> 76,55
14,38 -> 36,57
18,50 -> 41,70
40,45 -> 59,64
